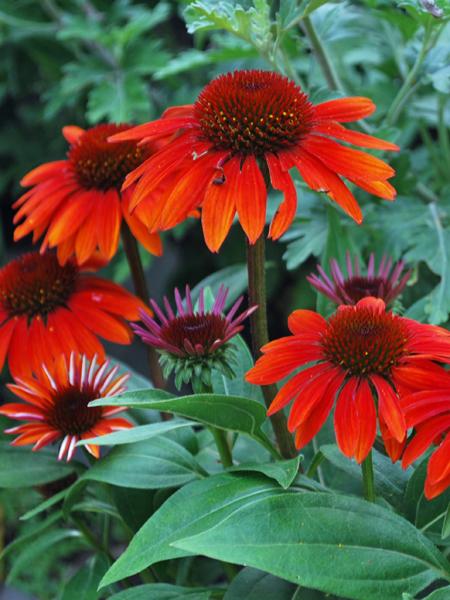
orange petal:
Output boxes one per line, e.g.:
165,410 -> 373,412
287,309 -> 327,336
62,126 -> 85,144
96,190 -> 121,260
108,117 -> 195,143
201,158 -> 240,252
235,156 -> 267,244
266,153 -> 298,239
312,123 -> 399,151
314,97 -> 376,122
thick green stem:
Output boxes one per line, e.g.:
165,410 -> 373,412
121,222 -> 165,390
211,427 -> 234,468
246,235 -> 297,459
361,452 -> 376,502
302,16 -> 343,92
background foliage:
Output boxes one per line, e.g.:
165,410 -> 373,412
1,0 -> 450,599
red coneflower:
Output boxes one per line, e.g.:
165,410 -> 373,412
0,252 -> 142,377
132,285 -> 256,388
401,388 -> 450,499
308,252 -> 411,306
246,297 -> 450,463
109,70 -> 399,252
13,124 -> 163,265
0,353 -> 132,460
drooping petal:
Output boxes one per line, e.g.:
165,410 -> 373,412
235,156 -> 267,244
266,153 -> 297,239
314,97 -> 376,122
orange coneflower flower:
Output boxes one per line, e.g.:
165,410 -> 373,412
246,297 -> 450,463
0,252 -> 142,377
109,70 -> 399,252
14,124 -> 163,265
0,353 -> 132,461
401,387 -> 450,499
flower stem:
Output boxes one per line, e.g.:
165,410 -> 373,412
361,451 -> 376,502
121,222 -> 165,389
246,235 -> 297,459
385,21 -> 433,126
210,427 -> 233,468
302,16 -> 344,92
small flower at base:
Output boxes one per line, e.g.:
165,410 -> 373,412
132,285 -> 257,390
307,251 -> 411,307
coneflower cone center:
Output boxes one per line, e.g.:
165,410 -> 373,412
49,387 -> 102,435
194,70 -> 314,155
0,253 -> 77,319
343,276 -> 391,304
160,313 -> 228,355
321,308 -> 409,376
69,124 -> 149,190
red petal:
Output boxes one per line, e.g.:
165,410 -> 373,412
334,378 -> 359,459
108,117 -> 196,143
303,136 -> 395,182
20,161 -> 67,187
312,123 -> 399,151
62,126 -> 85,144
371,375 -> 406,442
287,309 -> 327,336
96,190 -> 121,260
266,154 -> 297,239
201,158 -> 239,252
314,97 -> 376,122
235,156 -> 267,244
293,148 -> 363,223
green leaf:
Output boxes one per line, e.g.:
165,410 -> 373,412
90,391 -> 269,446
0,510 -> 62,560
224,567 -> 297,599
87,73 -> 152,124
20,488 -> 69,521
321,444 -> 411,510
190,264 -> 248,311
0,442 -> 75,488
175,493 -> 450,600
184,0 -> 273,51
423,587 -> 450,599
78,419 -> 194,446
109,583 -> 214,600
229,456 -> 302,489
211,335 -> 263,403
7,528 -> 85,583
60,555 -> 110,600
442,503 -> 450,539
79,437 -> 204,490
282,207 -> 328,270
99,473 -> 284,587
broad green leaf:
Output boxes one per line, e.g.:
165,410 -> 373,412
0,442 -> 74,488
60,555 -> 110,600
90,391 -> 269,446
79,437 -> 204,490
224,567 -> 297,599
321,444 -> 411,509
109,583 -> 214,600
175,493 -> 450,600
99,473 -> 285,587
78,419 -> 194,446
229,456 -> 302,489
